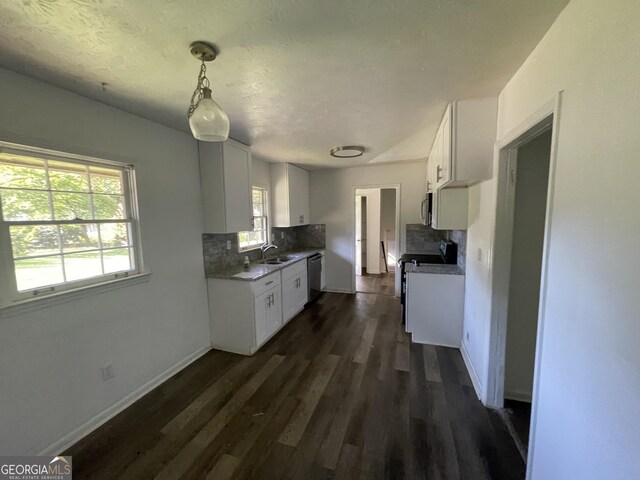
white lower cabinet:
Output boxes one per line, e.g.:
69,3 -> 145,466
254,285 -> 282,345
208,271 -> 283,355
281,261 -> 308,323
406,272 -> 465,348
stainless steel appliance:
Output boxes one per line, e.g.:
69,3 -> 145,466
399,240 -> 458,324
307,252 -> 323,303
420,193 -> 433,226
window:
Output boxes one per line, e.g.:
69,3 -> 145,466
238,186 -> 268,252
0,144 -> 142,301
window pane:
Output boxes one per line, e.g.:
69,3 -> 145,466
15,255 -> 64,291
90,167 -> 123,194
253,203 -> 263,216
238,231 -> 249,247
93,194 -> 125,219
64,251 -> 103,282
10,225 -> 60,258
100,223 -> 130,248
103,248 -> 132,274
48,161 -> 89,192
254,217 -> 264,231
60,224 -> 100,252
1,188 -> 52,221
248,231 -> 261,245
0,161 -> 47,189
52,192 -> 92,220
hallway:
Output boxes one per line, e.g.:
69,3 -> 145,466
66,292 -> 524,479
355,271 -> 396,296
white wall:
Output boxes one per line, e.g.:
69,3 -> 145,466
310,162 -> 425,292
381,188 -> 397,266
463,1 -> 640,478
251,157 -> 271,188
0,68 -> 210,455
504,130 -> 551,402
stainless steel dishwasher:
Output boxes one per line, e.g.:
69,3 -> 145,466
307,253 -> 323,303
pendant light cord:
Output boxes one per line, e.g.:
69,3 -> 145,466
187,60 -> 211,119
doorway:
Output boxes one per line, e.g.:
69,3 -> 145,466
354,187 -> 398,296
503,129 -> 552,458
486,94 -> 561,473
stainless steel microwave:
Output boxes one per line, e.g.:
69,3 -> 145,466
420,193 -> 433,226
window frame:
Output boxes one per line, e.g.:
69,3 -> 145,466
0,142 -> 144,305
238,186 -> 269,253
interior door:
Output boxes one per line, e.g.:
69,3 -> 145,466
355,195 -> 363,276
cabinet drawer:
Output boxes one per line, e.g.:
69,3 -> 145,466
252,271 -> 281,297
281,259 -> 307,281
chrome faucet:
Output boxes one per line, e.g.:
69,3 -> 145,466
260,242 -> 278,260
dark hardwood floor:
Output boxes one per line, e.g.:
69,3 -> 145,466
503,399 -> 532,460
65,292 -> 524,479
355,270 -> 396,296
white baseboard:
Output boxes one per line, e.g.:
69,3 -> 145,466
324,287 -> 354,294
504,389 -> 533,403
461,341 -> 483,400
39,344 -> 212,456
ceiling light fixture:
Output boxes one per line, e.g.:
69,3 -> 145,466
330,146 -> 365,158
187,41 -> 230,142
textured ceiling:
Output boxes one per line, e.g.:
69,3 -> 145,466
0,0 -> 568,168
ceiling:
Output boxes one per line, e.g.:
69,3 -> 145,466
0,0 -> 568,169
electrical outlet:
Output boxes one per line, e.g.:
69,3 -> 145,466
226,240 -> 231,250
101,363 -> 115,381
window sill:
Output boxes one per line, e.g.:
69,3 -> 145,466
238,245 -> 262,254
0,272 -> 152,319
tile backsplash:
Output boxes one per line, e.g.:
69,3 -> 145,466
203,224 -> 326,273
406,224 -> 447,253
405,224 -> 467,270
271,224 -> 326,251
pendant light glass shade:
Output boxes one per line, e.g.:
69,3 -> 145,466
189,88 -> 230,142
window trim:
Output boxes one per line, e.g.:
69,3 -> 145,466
0,141 -> 145,306
238,186 -> 269,253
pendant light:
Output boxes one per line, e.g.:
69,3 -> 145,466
187,41 -> 230,142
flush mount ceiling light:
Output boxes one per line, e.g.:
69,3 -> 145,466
329,146 -> 365,158
187,41 -> 230,142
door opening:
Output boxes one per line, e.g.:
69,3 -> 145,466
354,186 -> 398,296
502,129 -> 552,460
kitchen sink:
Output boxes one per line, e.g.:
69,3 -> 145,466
260,255 -> 295,265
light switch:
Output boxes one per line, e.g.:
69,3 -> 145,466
226,240 -> 231,250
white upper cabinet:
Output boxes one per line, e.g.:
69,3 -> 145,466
431,188 -> 469,230
431,97 -> 497,189
271,163 -> 310,227
198,139 -> 253,233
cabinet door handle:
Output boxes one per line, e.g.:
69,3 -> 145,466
267,295 -> 271,308
436,165 -> 444,182
270,293 -> 275,305
265,280 -> 274,285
